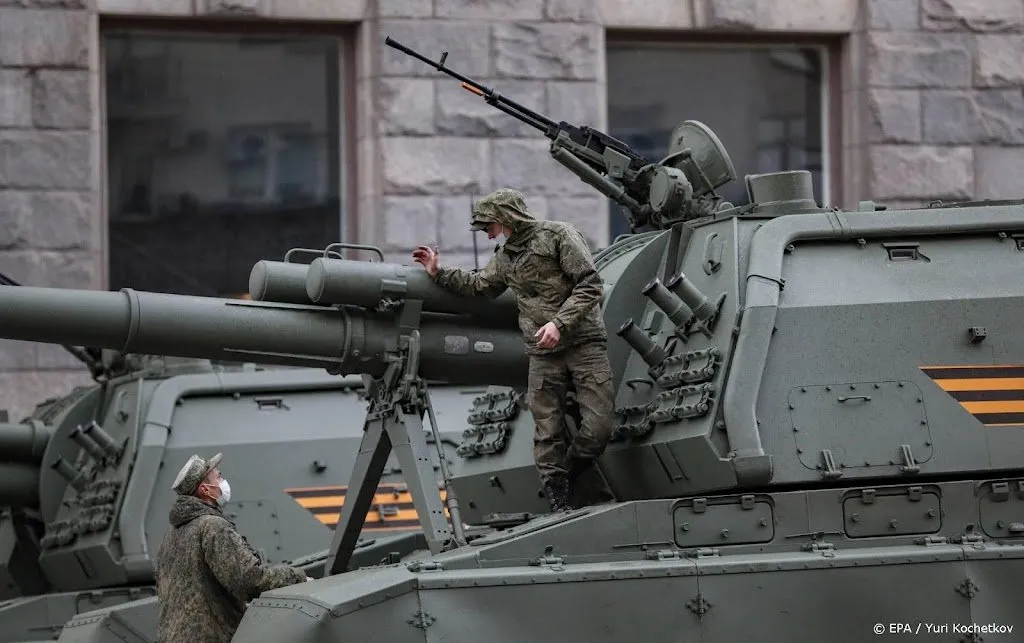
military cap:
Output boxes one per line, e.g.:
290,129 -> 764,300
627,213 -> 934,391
171,452 -> 223,496
470,188 -> 529,230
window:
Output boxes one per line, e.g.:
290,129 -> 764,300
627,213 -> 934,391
605,42 -> 828,243
103,30 -> 343,296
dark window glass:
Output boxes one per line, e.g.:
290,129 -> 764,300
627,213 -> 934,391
606,43 -> 826,243
104,31 -> 342,296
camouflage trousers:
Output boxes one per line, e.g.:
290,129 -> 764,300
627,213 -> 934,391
526,340 -> 615,487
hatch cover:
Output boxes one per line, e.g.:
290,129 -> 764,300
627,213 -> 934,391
790,381 -> 933,471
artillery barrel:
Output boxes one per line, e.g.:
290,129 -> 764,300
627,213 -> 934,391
304,258 -> 520,325
0,286 -> 528,387
0,421 -> 53,465
0,462 -> 40,507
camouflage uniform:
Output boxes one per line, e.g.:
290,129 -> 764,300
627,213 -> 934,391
432,188 -> 615,511
155,453 -> 307,643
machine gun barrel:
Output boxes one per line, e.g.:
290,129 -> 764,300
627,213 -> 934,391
384,36 -> 557,134
383,36 -> 648,172
0,286 -> 529,387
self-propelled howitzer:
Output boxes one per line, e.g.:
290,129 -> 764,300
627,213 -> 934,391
223,66 -> 1024,640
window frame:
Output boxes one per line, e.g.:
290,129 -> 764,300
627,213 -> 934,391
604,31 -> 844,234
96,16 -> 357,292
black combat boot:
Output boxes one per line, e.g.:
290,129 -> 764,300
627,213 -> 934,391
565,456 -> 615,509
542,474 -> 572,512
566,456 -> 593,483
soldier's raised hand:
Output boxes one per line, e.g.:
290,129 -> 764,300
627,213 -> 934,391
412,245 -> 440,277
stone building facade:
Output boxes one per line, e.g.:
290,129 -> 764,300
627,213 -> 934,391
0,0 -> 1022,419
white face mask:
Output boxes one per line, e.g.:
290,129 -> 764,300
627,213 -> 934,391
216,478 -> 231,506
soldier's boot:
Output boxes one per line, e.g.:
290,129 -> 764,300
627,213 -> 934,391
565,456 -> 593,508
542,474 -> 572,512
566,456 -> 616,508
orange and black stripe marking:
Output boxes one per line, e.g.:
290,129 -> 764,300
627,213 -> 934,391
284,483 -> 449,532
921,365 -> 1024,426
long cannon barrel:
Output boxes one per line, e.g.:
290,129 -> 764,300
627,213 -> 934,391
0,286 -> 529,387
0,421 -> 53,465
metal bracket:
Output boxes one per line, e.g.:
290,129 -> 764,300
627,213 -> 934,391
956,533 -> 985,546
457,390 -> 522,458
654,348 -> 720,389
649,383 -> 715,424
899,444 -> 920,474
326,313 -> 464,576
820,449 -> 843,479
610,403 -> 653,441
802,541 -> 836,557
990,481 -> 1010,502
530,545 -> 566,568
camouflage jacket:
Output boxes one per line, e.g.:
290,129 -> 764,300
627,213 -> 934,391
434,195 -> 606,356
154,495 -> 307,643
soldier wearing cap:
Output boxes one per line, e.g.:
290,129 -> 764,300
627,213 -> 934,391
155,452 -> 309,642
412,187 -> 615,512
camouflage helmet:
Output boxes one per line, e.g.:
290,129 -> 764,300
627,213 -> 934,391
171,452 -> 223,496
470,187 -> 529,231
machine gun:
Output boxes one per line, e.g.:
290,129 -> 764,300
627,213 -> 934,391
385,36 -> 740,231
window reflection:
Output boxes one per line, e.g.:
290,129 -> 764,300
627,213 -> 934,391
104,32 -> 342,296
606,43 -> 826,242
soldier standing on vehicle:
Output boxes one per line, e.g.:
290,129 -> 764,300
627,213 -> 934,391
412,188 -> 615,512
155,452 -> 311,642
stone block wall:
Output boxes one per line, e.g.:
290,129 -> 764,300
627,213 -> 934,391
365,0 -> 608,267
1,0 -> 1023,418
865,0 -> 1024,207
0,2 -> 102,420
